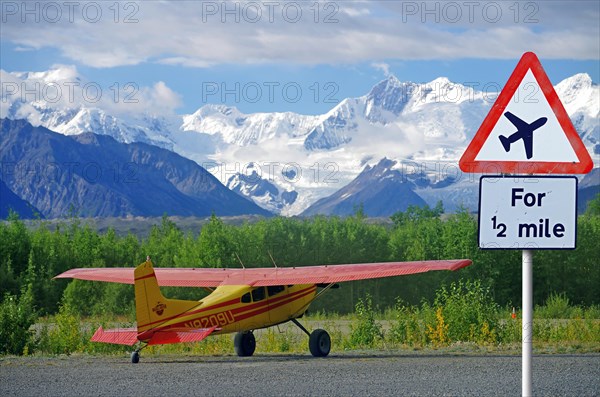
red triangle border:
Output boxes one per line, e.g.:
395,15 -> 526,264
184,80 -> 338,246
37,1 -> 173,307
459,52 -> 593,174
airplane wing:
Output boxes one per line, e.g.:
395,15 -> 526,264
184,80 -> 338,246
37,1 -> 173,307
55,259 -> 471,287
504,111 -> 529,130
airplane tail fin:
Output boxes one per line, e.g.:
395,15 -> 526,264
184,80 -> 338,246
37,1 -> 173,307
499,135 -> 511,152
134,259 -> 199,333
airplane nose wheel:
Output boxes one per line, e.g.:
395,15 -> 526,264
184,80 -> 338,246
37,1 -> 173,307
309,329 -> 331,357
291,319 -> 331,357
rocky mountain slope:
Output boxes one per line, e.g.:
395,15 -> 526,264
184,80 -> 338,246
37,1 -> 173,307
0,179 -> 41,219
302,158 -> 427,216
0,119 -> 270,218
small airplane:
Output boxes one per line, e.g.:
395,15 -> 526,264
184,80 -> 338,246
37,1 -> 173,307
55,257 -> 471,363
499,111 -> 547,159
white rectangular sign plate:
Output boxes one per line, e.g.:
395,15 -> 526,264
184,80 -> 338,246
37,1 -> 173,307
478,176 -> 577,249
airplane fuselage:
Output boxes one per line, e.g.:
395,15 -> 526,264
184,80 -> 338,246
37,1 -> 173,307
138,284 -> 317,341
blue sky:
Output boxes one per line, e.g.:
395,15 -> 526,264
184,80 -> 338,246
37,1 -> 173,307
1,1 -> 599,115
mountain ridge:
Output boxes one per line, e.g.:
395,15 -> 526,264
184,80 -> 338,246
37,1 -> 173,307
0,119 -> 270,218
2,68 -> 598,215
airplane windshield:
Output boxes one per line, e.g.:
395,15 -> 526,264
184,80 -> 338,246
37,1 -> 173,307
241,293 -> 251,303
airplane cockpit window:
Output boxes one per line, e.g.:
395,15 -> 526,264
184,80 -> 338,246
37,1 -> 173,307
251,287 -> 266,302
241,292 -> 251,303
242,287 -> 279,303
267,285 -> 285,297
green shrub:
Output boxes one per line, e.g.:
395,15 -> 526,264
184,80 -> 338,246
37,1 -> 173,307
533,318 -> 600,343
583,305 -> 600,319
434,279 -> 499,343
38,303 -> 84,355
427,306 -> 450,346
389,281 -> 502,346
0,287 -> 37,355
497,317 -> 521,344
348,294 -> 383,348
390,298 -> 428,346
536,293 -> 572,319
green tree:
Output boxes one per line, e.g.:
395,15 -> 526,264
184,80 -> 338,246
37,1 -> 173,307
390,201 -> 444,228
198,214 -> 235,267
0,212 -> 31,281
61,278 -> 106,317
142,215 -> 184,266
584,193 -> 600,216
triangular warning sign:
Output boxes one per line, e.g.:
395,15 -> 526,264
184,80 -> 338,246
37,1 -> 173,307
459,52 -> 593,174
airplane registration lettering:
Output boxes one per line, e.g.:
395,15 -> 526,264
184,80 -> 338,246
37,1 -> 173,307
185,310 -> 235,328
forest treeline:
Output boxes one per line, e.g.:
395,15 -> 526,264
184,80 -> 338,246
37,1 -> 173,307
1,196 -> 599,319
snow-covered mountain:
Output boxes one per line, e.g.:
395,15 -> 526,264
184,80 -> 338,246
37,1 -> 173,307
302,158 -> 428,217
2,66 -> 598,215
0,68 -> 178,150
555,73 -> 599,154
182,104 -> 320,146
225,162 -> 298,213
300,76 -> 488,152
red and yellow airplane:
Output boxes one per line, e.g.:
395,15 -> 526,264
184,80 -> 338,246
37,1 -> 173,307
55,257 -> 471,363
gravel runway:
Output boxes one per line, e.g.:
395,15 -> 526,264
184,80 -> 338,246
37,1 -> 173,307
1,352 -> 599,396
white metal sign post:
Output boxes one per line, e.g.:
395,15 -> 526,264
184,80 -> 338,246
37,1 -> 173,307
459,52 -> 593,397
522,248 -> 532,396
479,176 -> 577,396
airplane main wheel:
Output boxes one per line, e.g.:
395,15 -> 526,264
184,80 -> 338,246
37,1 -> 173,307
309,329 -> 331,357
131,351 -> 140,364
234,331 -> 256,357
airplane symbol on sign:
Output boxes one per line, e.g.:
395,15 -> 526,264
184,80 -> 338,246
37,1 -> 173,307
498,111 -> 547,160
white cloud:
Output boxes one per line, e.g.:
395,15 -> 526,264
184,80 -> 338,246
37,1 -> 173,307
13,46 -> 35,52
0,66 -> 182,116
344,119 -> 426,162
1,1 -> 598,68
371,62 -> 391,77
137,81 -> 183,114
157,57 -> 215,68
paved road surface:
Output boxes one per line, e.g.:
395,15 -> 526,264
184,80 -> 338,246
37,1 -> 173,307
1,352 -> 598,396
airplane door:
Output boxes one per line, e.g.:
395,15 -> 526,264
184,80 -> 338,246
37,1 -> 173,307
266,285 -> 289,324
